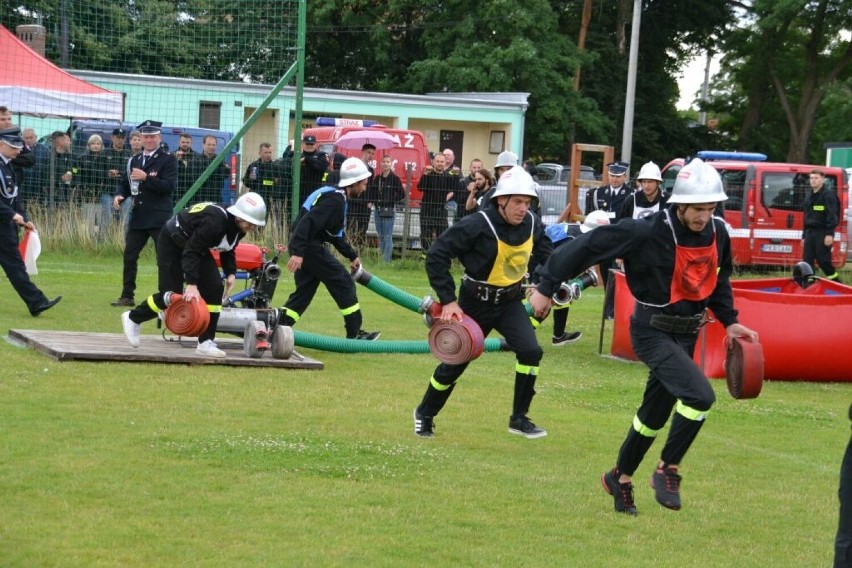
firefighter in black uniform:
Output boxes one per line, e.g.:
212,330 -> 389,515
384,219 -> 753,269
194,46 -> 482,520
297,134 -> 328,205
0,127 -> 61,316
586,161 -> 631,320
802,169 -> 841,281
111,121 -> 177,307
413,165 -> 553,439
531,158 -> 759,515
121,192 -> 267,357
620,161 -> 668,220
279,157 -> 379,340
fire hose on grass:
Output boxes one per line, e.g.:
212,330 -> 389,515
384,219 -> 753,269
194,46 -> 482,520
351,266 -> 598,363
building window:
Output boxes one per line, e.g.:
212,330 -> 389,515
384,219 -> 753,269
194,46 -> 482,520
199,102 -> 221,129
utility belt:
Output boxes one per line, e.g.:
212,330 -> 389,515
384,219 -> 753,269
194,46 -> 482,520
634,304 -> 709,335
165,217 -> 190,249
461,276 -> 523,305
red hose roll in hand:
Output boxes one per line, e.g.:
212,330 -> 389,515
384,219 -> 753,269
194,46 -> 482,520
724,337 -> 764,399
428,315 -> 486,365
164,294 -> 210,337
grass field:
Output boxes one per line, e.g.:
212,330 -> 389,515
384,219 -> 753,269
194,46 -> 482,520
0,248 -> 849,567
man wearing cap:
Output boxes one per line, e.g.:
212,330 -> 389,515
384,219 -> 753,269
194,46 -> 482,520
297,134 -> 328,207
586,160 -> 630,319
413,165 -> 552,439
279,157 -> 379,341
0,107 -> 36,198
111,120 -> 177,307
0,126 -> 61,316
100,127 -> 132,232
531,158 -> 759,516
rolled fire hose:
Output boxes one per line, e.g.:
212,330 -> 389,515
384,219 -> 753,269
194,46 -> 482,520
427,315 -> 486,365
724,337 -> 764,399
164,294 -> 210,337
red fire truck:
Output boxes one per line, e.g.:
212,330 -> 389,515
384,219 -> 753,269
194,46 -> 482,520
662,151 -> 849,268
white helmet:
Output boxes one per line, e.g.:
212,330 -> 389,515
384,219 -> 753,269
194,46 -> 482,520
494,150 -> 519,169
636,161 -> 662,182
580,210 -> 610,233
228,192 -> 267,226
338,157 -> 372,187
668,158 -> 727,204
490,166 -> 538,200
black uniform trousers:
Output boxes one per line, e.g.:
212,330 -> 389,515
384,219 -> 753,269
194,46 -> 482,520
281,245 -> 361,338
803,229 -> 838,279
615,308 -> 717,476
836,405 -> 852,568
419,287 -> 543,419
121,227 -> 161,300
128,231 -> 223,343
0,223 -> 48,311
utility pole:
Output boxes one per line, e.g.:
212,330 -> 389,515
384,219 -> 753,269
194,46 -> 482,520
620,0 -> 642,169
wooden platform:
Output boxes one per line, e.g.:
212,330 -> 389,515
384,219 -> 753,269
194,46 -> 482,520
8,329 -> 323,369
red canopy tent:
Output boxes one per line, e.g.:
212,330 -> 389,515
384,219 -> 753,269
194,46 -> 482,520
0,24 -> 123,120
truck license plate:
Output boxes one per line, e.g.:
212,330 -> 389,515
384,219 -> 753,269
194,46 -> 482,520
760,244 -> 793,253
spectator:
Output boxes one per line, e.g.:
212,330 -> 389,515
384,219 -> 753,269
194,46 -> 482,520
0,127 -> 61,316
190,135 -> 230,204
493,150 -> 518,180
77,134 -> 111,203
279,157 -> 380,341
323,152 -> 347,187
346,143 -> 375,245
102,128 -> 131,231
417,152 -> 456,255
110,120 -> 177,307
20,127 -> 48,206
173,133 -> 196,202
128,130 -> 143,156
442,148 -> 462,176
455,158 -> 483,220
242,142 -> 288,215
365,155 -> 405,262
46,131 -> 75,205
523,159 -> 539,181
462,167 -> 494,217
298,134 -> 328,202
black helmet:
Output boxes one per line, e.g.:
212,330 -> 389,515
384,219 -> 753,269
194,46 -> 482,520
792,261 -> 815,288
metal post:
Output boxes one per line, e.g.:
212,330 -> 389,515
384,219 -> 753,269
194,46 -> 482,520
620,0 -> 642,167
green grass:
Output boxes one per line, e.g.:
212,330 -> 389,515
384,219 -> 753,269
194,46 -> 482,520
0,250 -> 849,566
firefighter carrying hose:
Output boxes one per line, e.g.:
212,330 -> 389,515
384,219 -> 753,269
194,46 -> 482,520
413,165 -> 553,439
121,192 -> 267,357
530,158 -> 759,515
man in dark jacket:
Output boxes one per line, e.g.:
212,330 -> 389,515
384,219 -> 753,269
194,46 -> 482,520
802,169 -> 841,281
0,127 -> 61,316
298,134 -> 328,205
413,166 -> 552,439
279,157 -> 379,340
111,120 -> 177,307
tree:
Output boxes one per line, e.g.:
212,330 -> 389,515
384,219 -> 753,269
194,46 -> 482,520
708,0 -> 852,162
